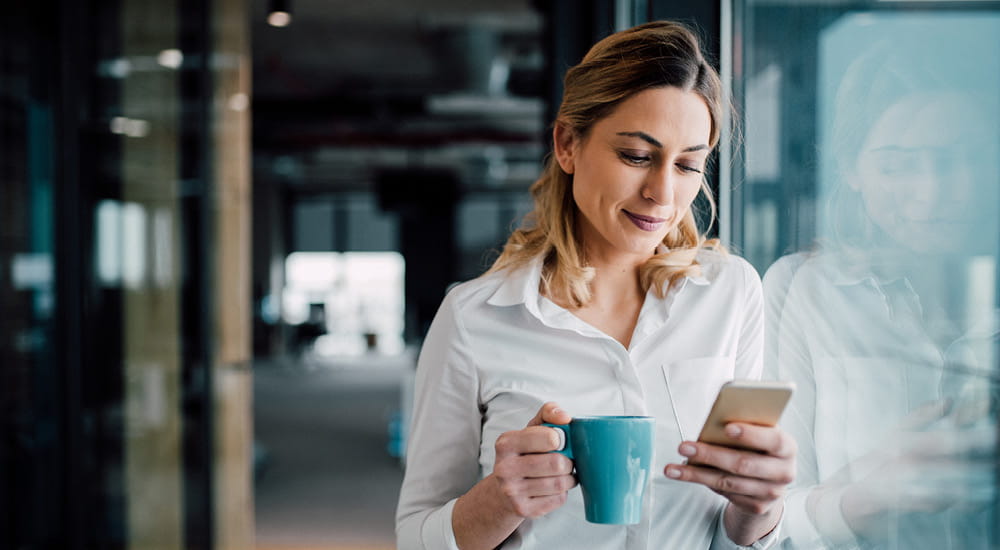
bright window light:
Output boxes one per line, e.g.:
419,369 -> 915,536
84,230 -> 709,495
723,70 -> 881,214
157,48 -> 183,69
267,11 -> 291,27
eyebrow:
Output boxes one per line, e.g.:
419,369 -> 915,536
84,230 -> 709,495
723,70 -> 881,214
616,131 -> 708,153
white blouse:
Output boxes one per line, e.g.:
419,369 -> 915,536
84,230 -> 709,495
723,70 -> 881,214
763,252 -> 997,549
396,251 -> 780,549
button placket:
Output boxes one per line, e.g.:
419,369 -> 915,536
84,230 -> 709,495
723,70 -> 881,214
607,343 -> 648,417
597,343 -> 653,550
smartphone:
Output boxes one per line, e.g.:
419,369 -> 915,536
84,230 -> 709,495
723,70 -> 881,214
696,380 -> 795,447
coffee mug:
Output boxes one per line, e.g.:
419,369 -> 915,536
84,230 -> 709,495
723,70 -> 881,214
545,416 -> 655,524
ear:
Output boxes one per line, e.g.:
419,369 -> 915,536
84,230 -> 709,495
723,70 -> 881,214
552,123 -> 578,175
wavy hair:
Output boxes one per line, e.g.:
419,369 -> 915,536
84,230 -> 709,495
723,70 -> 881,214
488,20 -> 727,307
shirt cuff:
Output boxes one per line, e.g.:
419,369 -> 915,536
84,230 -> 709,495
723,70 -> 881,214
420,498 -> 461,550
809,485 -> 860,547
710,504 -> 783,550
780,488 -> 823,544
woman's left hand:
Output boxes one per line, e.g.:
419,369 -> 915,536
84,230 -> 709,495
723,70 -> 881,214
663,422 -> 796,545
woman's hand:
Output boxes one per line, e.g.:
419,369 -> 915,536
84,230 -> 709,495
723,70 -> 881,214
452,402 -> 576,550
663,423 -> 796,546
493,402 -> 578,518
826,398 -> 996,543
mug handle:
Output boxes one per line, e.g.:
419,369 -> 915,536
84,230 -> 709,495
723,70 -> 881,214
542,423 -> 572,458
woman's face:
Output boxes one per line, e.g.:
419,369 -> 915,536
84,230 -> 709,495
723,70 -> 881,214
852,92 -> 998,254
555,86 -> 712,264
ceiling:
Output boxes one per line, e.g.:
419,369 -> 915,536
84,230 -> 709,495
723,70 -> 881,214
250,0 -> 548,191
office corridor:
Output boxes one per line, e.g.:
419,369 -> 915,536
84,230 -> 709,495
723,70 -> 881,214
254,356 -> 409,550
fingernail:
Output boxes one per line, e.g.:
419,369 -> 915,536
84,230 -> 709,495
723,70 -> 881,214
666,467 -> 681,479
678,443 -> 696,457
552,407 -> 562,414
726,424 -> 742,438
551,427 -> 567,451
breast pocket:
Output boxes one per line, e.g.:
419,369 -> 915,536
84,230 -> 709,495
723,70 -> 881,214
661,357 -> 736,442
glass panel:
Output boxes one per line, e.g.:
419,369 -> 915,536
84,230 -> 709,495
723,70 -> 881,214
1,0 -> 252,547
118,0 -> 184,546
733,3 -> 1000,548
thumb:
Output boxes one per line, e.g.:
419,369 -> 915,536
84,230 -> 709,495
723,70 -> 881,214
526,401 -> 572,428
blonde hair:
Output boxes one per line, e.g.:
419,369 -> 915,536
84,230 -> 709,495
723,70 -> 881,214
489,21 -> 727,307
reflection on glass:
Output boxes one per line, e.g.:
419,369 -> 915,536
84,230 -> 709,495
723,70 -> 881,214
97,200 -> 123,285
97,200 -> 163,289
121,202 -> 147,288
152,207 -> 173,289
757,12 -> 1000,549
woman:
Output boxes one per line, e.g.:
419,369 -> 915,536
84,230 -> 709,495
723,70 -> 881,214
397,21 -> 795,549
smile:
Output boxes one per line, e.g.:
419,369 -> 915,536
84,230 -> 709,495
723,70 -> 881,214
623,210 -> 667,232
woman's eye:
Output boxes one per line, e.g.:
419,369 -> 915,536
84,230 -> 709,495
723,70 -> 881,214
619,152 -> 651,166
677,163 -> 702,174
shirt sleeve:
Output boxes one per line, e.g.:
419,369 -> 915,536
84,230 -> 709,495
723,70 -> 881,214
763,260 -> 867,547
764,264 -> 828,547
396,290 -> 484,550
735,257 -> 765,381
709,505 -> 783,550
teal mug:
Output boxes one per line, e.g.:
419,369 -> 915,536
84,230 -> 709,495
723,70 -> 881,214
545,416 -> 655,525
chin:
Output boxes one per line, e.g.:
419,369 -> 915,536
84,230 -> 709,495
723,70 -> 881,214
619,239 -> 665,257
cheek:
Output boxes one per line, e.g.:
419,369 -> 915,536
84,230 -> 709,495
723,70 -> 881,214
677,180 -> 703,208
571,175 -> 595,210
571,176 -> 608,226
573,169 -> 631,210
857,175 -> 898,211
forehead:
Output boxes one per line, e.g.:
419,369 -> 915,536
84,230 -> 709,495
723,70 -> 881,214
592,86 -> 712,146
865,92 -> 985,150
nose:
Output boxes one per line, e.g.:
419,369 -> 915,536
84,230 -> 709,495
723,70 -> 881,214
905,171 -> 938,208
641,164 -> 676,206
900,156 -> 946,218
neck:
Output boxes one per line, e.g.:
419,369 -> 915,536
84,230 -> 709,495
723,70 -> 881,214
585,255 -> 648,306
564,253 -> 648,349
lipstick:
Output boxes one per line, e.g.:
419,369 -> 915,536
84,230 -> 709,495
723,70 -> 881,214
623,210 -> 666,232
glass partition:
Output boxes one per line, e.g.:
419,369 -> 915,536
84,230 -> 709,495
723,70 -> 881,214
730,2 -> 1000,548
0,1 -> 252,548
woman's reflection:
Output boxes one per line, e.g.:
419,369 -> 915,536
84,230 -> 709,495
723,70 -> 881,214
764,32 -> 1000,549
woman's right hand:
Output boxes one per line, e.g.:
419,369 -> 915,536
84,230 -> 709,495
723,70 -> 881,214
452,402 -> 576,550
813,398 -> 996,543
492,402 -> 577,518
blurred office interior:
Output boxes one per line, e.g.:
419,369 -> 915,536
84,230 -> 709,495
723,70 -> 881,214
1,0 -> 998,549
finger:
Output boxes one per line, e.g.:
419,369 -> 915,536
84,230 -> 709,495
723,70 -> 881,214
715,492 -> 778,516
896,399 -> 951,430
511,493 -> 570,519
677,442 -> 794,484
525,401 -> 572,428
495,429 -> 575,460
498,474 -> 578,500
494,452 -> 574,479
714,423 -> 797,458
949,395 -> 991,427
665,462 -> 787,501
905,426 -> 998,459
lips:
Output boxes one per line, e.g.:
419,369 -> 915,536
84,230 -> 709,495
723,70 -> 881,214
623,210 -> 667,232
